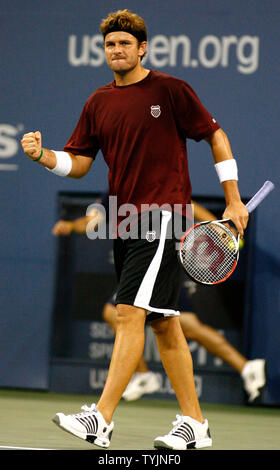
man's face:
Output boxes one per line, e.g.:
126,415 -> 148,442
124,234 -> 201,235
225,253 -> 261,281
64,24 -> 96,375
104,31 -> 146,74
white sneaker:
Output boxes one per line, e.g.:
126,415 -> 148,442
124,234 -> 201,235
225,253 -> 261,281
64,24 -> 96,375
122,372 -> 161,401
52,403 -> 114,448
241,359 -> 266,402
154,415 -> 212,450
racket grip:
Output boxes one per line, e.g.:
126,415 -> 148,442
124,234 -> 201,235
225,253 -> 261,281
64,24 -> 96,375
245,180 -> 275,214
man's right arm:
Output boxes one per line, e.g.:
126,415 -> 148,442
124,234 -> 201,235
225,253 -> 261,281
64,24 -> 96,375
21,131 -> 93,178
52,208 -> 105,236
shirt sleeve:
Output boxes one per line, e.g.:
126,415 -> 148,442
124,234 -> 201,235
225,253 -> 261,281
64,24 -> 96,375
169,79 -> 220,141
64,99 -> 100,158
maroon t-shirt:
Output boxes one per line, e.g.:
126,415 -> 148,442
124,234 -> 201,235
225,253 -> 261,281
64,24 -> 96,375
64,70 -> 220,220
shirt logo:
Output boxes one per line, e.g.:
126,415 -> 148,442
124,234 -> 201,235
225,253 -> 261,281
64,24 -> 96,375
151,105 -> 161,118
146,230 -> 156,242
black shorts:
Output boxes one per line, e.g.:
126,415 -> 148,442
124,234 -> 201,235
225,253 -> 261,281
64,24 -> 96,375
177,282 -> 195,312
113,210 -> 183,321
108,283 -> 194,316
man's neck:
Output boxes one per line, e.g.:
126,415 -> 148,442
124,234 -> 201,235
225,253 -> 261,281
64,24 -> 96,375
114,66 -> 150,86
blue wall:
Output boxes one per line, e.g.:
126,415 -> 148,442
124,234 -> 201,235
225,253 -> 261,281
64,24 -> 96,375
0,1 -> 279,402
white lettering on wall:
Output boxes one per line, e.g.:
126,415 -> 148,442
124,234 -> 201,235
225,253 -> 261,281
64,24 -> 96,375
0,124 -> 23,171
68,33 -> 259,74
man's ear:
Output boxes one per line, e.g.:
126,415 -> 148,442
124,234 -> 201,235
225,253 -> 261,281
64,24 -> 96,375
138,41 -> 147,59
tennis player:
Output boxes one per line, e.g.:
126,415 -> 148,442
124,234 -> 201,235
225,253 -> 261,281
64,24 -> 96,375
21,9 -> 249,450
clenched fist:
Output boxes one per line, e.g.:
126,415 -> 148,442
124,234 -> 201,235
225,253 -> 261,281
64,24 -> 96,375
21,131 -> 42,160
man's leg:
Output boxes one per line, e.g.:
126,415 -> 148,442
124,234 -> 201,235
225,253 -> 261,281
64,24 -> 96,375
102,301 -> 150,373
102,302 -> 117,333
53,303 -> 146,447
102,301 -> 161,401
96,303 -> 147,424
150,315 -> 203,422
179,312 -> 246,372
179,312 -> 266,401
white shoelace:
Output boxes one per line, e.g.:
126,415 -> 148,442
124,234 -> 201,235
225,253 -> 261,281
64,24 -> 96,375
169,415 -> 185,434
74,403 -> 97,417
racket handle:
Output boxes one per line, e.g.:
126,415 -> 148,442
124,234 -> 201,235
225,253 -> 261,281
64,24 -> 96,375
245,180 -> 275,214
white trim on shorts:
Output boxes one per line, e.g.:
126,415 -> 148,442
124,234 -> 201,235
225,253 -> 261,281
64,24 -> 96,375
133,210 -> 180,318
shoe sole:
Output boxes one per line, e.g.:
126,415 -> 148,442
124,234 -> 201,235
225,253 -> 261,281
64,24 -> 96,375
52,414 -> 86,440
52,414 -> 111,448
154,437 -> 212,450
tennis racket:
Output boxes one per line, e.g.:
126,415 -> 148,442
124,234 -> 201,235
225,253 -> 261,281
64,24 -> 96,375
179,180 -> 275,285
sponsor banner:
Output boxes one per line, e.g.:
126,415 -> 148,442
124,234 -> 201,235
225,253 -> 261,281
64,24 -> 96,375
68,34 -> 259,75
50,360 -> 244,405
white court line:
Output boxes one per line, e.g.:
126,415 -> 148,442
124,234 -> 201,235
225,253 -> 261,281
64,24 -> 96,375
0,445 -> 55,450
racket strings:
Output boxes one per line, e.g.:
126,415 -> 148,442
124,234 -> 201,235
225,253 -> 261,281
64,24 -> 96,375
180,223 -> 238,284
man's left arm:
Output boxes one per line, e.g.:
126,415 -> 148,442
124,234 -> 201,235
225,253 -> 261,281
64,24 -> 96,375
204,128 -> 249,237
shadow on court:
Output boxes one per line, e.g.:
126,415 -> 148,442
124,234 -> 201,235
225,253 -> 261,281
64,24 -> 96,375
0,389 -> 279,450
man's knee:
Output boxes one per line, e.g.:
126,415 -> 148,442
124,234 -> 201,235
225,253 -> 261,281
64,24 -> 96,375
115,304 -> 146,327
150,316 -> 178,335
150,316 -> 186,352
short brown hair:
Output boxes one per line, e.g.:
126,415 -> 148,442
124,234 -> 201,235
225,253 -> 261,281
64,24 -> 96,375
100,9 -> 147,43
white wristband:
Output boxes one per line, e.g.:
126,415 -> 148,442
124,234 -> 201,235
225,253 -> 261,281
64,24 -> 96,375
215,158 -> 238,183
46,151 -> 72,177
